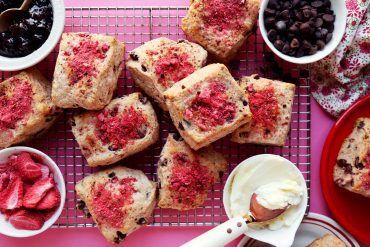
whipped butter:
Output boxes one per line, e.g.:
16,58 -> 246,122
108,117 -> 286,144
227,155 -> 305,230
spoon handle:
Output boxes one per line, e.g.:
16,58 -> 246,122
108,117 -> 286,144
180,216 -> 247,247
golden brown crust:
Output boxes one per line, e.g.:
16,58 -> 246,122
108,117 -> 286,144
231,75 -> 296,146
182,0 -> 260,63
0,68 -> 62,149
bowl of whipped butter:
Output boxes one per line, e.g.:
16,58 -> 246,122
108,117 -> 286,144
223,154 -> 308,247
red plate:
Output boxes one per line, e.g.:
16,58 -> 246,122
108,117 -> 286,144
321,94 -> 370,244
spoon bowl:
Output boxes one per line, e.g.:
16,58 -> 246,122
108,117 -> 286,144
249,193 -> 287,223
0,0 -> 33,32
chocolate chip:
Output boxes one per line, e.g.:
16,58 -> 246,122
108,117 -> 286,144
129,52 -> 139,61
114,231 -> 126,244
267,29 -> 277,42
138,126 -> 147,138
358,121 -> 365,129
242,100 -> 248,106
315,18 -> 323,27
267,0 -> 280,9
108,172 -> 116,178
316,40 -> 326,50
183,119 -> 191,128
279,9 -> 290,20
141,64 -> 147,72
137,218 -> 147,225
354,156 -> 365,170
337,159 -> 347,168
172,132 -> 183,141
344,164 -> 353,174
181,85 -> 186,89
83,208 -> 91,218
177,39 -> 186,43
265,17 -> 276,27
264,8 -> 276,17
139,95 -> 148,104
158,158 -> 168,167
253,74 -> 260,79
323,14 -> 335,23
326,33 -> 333,43
290,38 -> 300,49
108,145 -> 119,151
311,1 -> 323,8
76,200 -> 85,210
282,43 -> 291,54
178,122 -> 184,130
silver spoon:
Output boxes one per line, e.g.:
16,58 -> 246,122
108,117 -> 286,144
0,0 -> 33,32
181,193 -> 289,247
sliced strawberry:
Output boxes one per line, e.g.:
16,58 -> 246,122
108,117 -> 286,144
9,210 -> 44,230
0,163 -> 9,173
1,208 -> 21,220
0,172 -> 10,192
35,188 -> 60,210
29,153 -> 44,163
23,177 -> 54,209
0,174 -> 23,210
13,153 -> 42,182
39,164 -> 50,179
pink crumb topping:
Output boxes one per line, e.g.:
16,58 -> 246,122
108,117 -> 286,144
184,82 -> 236,131
91,177 -> 137,228
64,37 -> 110,85
0,78 -> 32,131
247,84 -> 280,134
203,0 -> 246,31
152,47 -> 195,88
95,106 -> 147,150
169,153 -> 212,207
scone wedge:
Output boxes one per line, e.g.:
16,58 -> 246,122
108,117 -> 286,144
231,75 -> 296,146
164,63 -> 252,150
127,37 -> 207,110
0,68 -> 62,149
182,0 -> 260,62
52,32 -> 125,110
157,133 -> 227,210
72,93 -> 159,167
308,234 -> 346,247
75,166 -> 156,245
334,118 -> 370,198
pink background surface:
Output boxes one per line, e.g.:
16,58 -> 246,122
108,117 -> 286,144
0,0 -> 337,246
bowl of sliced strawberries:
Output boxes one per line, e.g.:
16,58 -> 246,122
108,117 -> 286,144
0,146 -> 65,237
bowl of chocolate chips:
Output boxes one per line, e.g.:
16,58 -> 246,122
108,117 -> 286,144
0,0 -> 65,71
259,0 -> 346,64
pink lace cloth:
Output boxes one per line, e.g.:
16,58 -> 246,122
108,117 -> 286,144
311,0 -> 370,117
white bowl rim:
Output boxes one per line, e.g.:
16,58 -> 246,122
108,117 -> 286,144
0,146 -> 66,238
0,0 -> 65,71
258,0 -> 347,64
222,154 -> 308,234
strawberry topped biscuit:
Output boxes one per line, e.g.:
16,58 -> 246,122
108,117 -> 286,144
127,37 -> 207,110
157,133 -> 227,210
334,118 -> 370,198
182,0 -> 260,62
231,75 -> 296,146
75,166 -> 156,245
71,93 -> 159,167
164,64 -> 252,150
0,152 -> 61,230
0,68 -> 61,149
52,33 -> 125,110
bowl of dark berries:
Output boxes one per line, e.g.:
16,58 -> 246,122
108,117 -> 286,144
0,147 -> 65,237
259,0 -> 347,64
0,0 -> 65,71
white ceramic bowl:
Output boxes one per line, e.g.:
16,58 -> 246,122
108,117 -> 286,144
0,146 -> 66,238
0,0 -> 65,71
223,154 -> 308,247
258,0 -> 347,64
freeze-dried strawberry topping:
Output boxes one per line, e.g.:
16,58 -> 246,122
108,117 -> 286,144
169,153 -> 212,207
65,37 -> 110,85
91,177 -> 137,228
184,82 -> 236,131
247,84 -> 280,134
0,79 -> 32,131
95,106 -> 147,150
0,173 -> 23,210
203,0 -> 246,31
10,152 -> 42,182
153,47 -> 195,88
9,210 -> 44,230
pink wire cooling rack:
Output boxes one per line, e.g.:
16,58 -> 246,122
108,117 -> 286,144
0,6 -> 311,227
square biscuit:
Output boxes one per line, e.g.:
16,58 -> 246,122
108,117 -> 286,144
182,0 -> 260,63
75,166 -> 156,245
164,63 -> 252,150
231,75 -> 296,146
0,68 -> 62,149
71,93 -> 159,167
157,133 -> 227,210
126,37 -> 207,110
334,118 -> 370,198
52,32 -> 125,110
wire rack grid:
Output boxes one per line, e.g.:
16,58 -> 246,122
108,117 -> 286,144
0,6 -> 311,227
